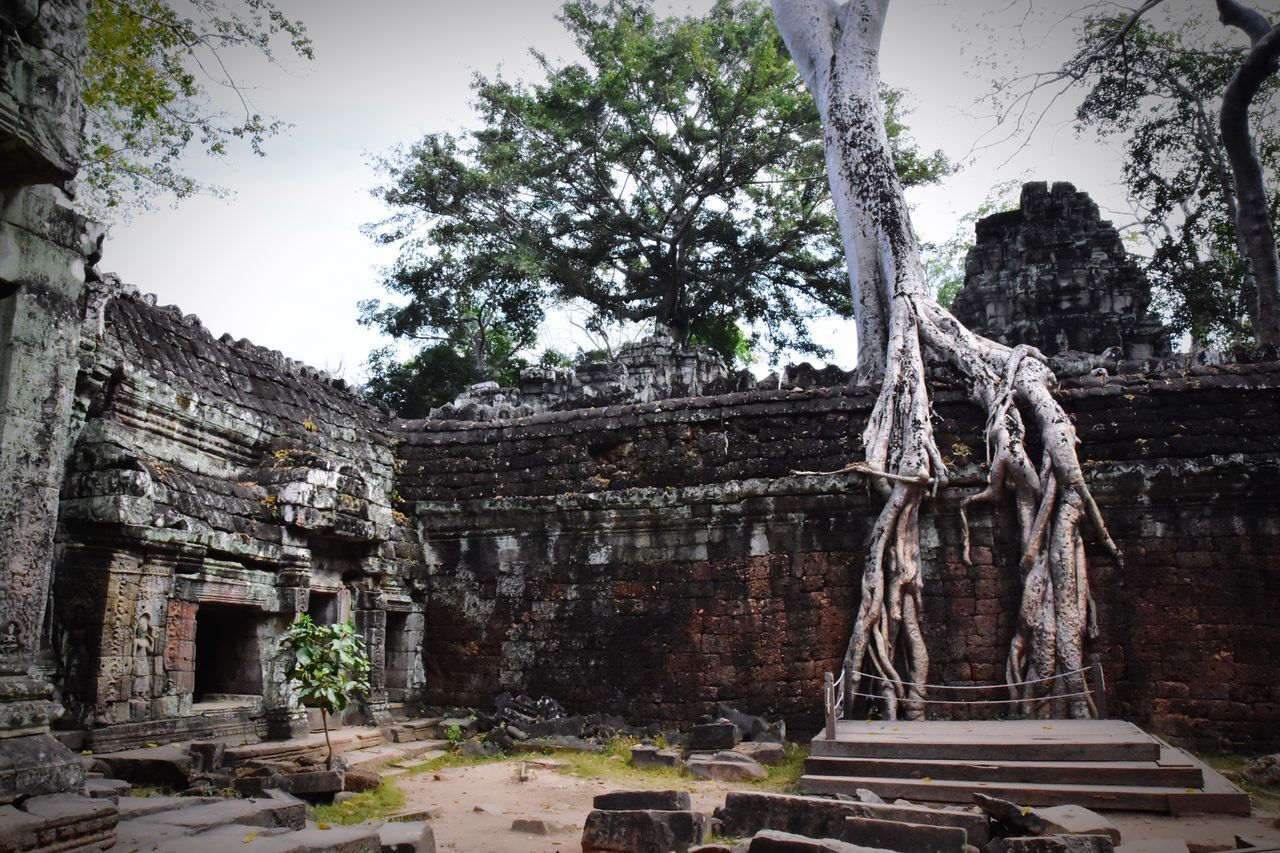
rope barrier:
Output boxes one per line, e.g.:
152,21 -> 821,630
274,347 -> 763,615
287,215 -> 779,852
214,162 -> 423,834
849,666 -> 1090,692
842,688 -> 1095,706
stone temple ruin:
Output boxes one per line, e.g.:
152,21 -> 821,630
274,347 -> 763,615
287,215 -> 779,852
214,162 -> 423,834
2,2 -> 1279,851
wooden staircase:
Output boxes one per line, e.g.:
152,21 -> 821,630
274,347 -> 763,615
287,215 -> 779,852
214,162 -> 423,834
802,719 -> 1251,815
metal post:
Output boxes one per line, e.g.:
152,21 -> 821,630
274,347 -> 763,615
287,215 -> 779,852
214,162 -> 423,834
1090,654 -> 1108,719
824,672 -> 835,740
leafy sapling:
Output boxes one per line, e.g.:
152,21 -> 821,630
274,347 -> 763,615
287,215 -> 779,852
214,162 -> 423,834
281,615 -> 372,769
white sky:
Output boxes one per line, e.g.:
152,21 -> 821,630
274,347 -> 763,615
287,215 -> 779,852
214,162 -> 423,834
99,0 -> 1222,378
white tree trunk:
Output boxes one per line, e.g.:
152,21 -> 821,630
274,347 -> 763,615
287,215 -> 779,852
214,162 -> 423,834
773,0 -> 1121,720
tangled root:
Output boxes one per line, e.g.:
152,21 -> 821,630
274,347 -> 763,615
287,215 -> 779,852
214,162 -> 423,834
837,294 -> 1120,720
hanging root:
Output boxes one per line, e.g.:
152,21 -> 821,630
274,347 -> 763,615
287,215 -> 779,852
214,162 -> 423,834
839,294 -> 1120,722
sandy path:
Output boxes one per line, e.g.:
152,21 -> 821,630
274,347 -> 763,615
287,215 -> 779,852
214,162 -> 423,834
395,758 -> 731,852
394,757 -> 1280,852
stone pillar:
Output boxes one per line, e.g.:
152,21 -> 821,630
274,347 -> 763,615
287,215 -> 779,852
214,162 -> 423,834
0,0 -> 95,801
354,586 -> 391,726
265,564 -> 309,740
0,188 -> 101,799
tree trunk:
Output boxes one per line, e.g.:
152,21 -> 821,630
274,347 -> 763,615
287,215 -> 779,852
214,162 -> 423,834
321,707 -> 333,770
1216,0 -> 1280,346
772,0 -> 1120,721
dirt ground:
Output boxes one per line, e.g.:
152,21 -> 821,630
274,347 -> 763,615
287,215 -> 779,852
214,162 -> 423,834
394,757 -> 1280,853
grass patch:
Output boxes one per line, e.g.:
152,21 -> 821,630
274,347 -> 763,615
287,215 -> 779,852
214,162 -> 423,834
309,782 -> 405,825
126,785 -> 172,798
404,750 -> 510,775
1197,753 -> 1280,811
549,738 -> 810,792
742,743 -> 809,792
553,738 -> 689,787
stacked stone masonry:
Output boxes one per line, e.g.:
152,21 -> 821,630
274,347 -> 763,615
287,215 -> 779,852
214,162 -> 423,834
0,257 -> 1272,760
393,366 -> 1280,753
28,298 -> 1280,754
951,181 -> 1170,360
51,276 -> 425,752
2,286 -> 1273,758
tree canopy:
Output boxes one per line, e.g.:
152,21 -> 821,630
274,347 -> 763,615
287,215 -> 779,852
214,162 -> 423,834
80,0 -> 311,217
1069,10 -> 1280,347
362,0 -> 949,412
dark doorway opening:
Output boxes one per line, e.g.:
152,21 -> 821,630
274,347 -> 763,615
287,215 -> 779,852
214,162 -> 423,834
308,591 -> 340,625
384,611 -> 423,704
193,603 -> 264,700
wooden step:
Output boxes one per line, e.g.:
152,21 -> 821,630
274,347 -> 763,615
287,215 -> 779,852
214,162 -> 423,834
813,719 -> 1160,762
804,749 -> 1203,788
798,774 -> 1251,815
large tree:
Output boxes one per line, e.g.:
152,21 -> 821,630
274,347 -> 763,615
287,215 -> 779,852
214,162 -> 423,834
81,0 -> 311,217
1068,14 -> 1278,345
363,0 -> 948,393
773,0 -> 1119,720
999,1 -> 1280,347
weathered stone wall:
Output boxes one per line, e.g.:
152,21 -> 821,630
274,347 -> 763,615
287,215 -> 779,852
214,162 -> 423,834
431,331 -> 740,422
52,277 -> 425,750
395,366 -> 1280,752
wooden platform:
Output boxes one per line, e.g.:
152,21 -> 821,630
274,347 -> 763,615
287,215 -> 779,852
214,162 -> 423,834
803,720 -> 1250,815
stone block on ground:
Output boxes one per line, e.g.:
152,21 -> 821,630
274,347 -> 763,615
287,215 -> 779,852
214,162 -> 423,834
97,743 -> 195,788
526,715 -> 587,738
377,819 -> 436,853
1030,806 -> 1121,844
116,795 -> 221,819
842,815 -> 969,853
733,741 -> 788,765
439,717 -> 479,738
581,808 -> 711,853
715,704 -> 786,743
135,791 -> 306,832
168,822 -> 379,853
716,791 -> 988,848
84,776 -> 132,800
13,793 -> 119,852
989,837 -> 1116,853
1241,753 -> 1280,786
975,796 -> 1120,844
746,829 -> 891,852
690,721 -> 740,751
631,744 -> 682,768
594,789 -> 692,811
0,804 -> 44,852
344,769 -> 382,793
686,750 -> 766,782
279,770 -> 346,797
509,814 -> 555,835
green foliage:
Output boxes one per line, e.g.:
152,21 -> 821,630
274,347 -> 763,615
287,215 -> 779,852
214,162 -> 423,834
81,0 -> 312,217
364,0 -> 950,400
362,343 -> 526,419
444,723 -> 464,749
689,319 -> 757,368
921,180 -> 1022,309
1069,14 -> 1280,347
308,782 -> 405,825
280,615 -> 370,718
555,737 -> 687,786
550,737 -> 809,793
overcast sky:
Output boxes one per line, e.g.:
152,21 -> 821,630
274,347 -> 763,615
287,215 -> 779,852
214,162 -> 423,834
98,0 -> 1221,377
